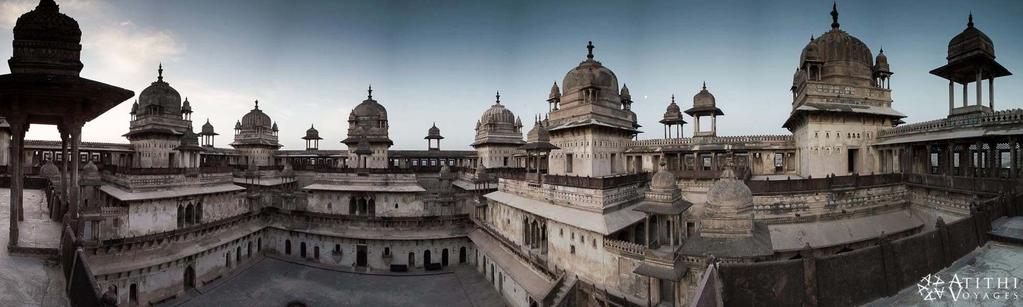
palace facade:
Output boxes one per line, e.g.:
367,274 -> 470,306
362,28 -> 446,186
1,1 -> 1021,307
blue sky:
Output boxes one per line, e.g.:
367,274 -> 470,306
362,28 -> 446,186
2,0 -> 1022,150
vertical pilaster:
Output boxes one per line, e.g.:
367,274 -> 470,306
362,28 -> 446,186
976,71 -> 982,106
7,117 -> 26,245
989,78 -> 994,110
948,80 -> 954,113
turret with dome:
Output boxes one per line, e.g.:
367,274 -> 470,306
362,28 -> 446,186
545,41 -> 638,177
231,100 -> 281,166
343,86 -> 392,168
784,3 -> 905,178
930,13 -> 1012,117
124,64 -> 195,168
472,91 -> 524,168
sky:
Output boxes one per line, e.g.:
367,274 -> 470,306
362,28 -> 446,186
2,0 -> 1022,150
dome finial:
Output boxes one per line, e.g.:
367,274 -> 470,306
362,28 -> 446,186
830,2 -> 840,29
702,81 -> 707,90
968,12 -> 974,28
671,94 -> 675,103
367,84 -> 373,99
158,63 -> 164,81
38,0 -> 58,13
254,99 -> 259,110
496,91 -> 501,104
586,41 -> 594,60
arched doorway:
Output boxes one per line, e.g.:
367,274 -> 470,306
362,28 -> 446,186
236,247 -> 241,262
424,250 -> 431,265
300,242 -> 307,258
183,266 -> 196,290
442,248 -> 449,266
129,283 -> 138,304
285,240 -> 292,255
408,252 -> 415,267
459,247 -> 466,264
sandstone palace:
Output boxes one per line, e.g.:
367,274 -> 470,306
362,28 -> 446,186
1,1 -> 1022,307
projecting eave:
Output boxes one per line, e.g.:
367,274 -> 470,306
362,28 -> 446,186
0,73 -> 134,124
546,118 -> 641,133
782,103 -> 906,129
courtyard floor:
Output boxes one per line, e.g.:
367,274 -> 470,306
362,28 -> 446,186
0,188 -> 68,307
164,256 -> 508,307
867,241 -> 1023,307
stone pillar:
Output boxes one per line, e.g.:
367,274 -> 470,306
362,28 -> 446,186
694,116 -> 700,136
711,115 -> 717,136
7,117 -> 26,245
976,71 -> 982,107
989,78 -> 994,110
1012,138 -> 1018,178
69,125 -> 82,217
948,80 -> 954,113
963,82 -> 968,107
644,216 -> 650,248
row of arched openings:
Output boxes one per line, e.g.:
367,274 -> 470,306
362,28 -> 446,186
284,239 -> 468,267
177,202 -> 203,228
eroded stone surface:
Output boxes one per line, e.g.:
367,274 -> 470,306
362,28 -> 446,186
0,189 -> 68,307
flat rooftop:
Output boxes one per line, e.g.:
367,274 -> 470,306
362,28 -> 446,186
163,257 -> 506,307
0,189 -> 67,307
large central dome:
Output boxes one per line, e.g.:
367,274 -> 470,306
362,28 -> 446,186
137,64 -> 182,116
797,4 -> 874,87
561,42 -> 620,99
241,100 -> 272,129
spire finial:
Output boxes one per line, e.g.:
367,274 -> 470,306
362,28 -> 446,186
830,2 -> 840,29
158,63 -> 164,81
702,81 -> 707,90
496,91 -> 501,104
586,41 -> 594,60
810,34 -> 815,42
311,124 -> 315,129
254,100 -> 259,110
968,12 -> 974,28
879,46 -> 884,54
671,94 -> 675,103
368,84 -> 373,99
38,0 -> 58,13
206,118 -> 210,124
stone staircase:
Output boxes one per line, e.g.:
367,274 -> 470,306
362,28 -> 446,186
548,274 -> 576,307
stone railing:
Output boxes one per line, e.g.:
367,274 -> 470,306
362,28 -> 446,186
879,108 -> 1023,138
542,172 -> 649,190
500,178 -> 644,210
630,135 -> 793,147
747,173 -> 903,194
602,238 -> 644,259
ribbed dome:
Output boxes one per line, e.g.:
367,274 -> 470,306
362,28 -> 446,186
562,42 -> 619,96
650,162 -> 676,190
200,119 -> 216,135
548,82 -> 561,101
138,65 -> 182,116
706,168 -> 753,213
661,95 -> 684,124
948,14 -> 994,61
480,95 -> 516,126
351,99 -> 387,118
9,0 -> 83,75
241,100 -> 272,130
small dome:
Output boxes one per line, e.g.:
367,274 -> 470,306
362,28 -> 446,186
138,64 -> 183,116
39,160 -> 61,179
874,48 -> 891,73
706,168 -> 753,213
280,163 -> 294,177
234,120 -> 242,130
650,162 -> 676,190
548,82 -> 561,101
693,83 -> 716,108
620,84 -> 631,100
241,100 -> 272,130
9,0 -> 83,75
180,128 -> 199,147
271,122 -> 278,132
303,124 -> 321,140
439,165 -> 454,179
948,14 -> 995,61
130,100 -> 138,114
525,120 -> 551,144
425,123 -> 443,139
181,97 -> 192,113
200,119 -> 216,135
81,160 -> 100,181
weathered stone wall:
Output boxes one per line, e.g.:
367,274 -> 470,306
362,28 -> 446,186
265,227 -> 474,271
122,191 -> 247,238
475,248 -> 532,307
